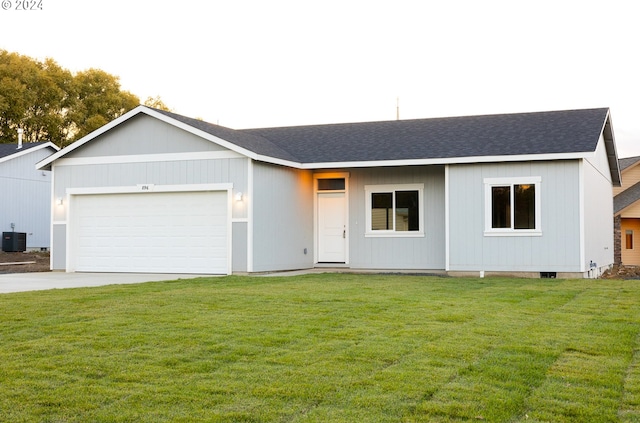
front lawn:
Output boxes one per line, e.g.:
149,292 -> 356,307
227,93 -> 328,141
0,274 -> 639,422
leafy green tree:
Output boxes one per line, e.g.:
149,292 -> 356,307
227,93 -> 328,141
67,68 -> 139,142
0,50 -> 73,144
143,95 -> 171,111
0,50 -> 140,147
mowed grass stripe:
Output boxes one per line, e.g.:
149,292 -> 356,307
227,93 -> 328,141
0,274 -> 639,422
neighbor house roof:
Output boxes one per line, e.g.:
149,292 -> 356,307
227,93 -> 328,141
615,181 -> 640,214
619,155 -> 640,172
613,155 -> 640,214
0,141 -> 59,164
36,106 -> 620,185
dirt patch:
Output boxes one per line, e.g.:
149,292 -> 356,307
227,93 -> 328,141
0,251 -> 51,274
601,264 -> 640,280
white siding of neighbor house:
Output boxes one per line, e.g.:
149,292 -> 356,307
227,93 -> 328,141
448,160 -> 582,273
348,166 -> 446,270
50,115 -> 252,271
0,147 -> 55,249
583,135 -> 615,272
251,162 -> 314,272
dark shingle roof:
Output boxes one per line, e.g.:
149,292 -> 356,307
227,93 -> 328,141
242,108 -> 610,163
615,181 -> 640,214
0,142 -> 50,159
152,108 -> 300,162
619,155 -> 640,172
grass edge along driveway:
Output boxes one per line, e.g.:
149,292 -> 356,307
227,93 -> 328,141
1,273 -> 639,422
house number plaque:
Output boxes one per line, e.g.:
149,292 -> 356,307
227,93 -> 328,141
137,184 -> 155,192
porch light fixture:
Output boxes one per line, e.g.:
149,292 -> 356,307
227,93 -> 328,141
235,192 -> 243,202
56,197 -> 63,206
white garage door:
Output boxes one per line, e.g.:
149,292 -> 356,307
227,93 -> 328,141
69,191 -> 229,274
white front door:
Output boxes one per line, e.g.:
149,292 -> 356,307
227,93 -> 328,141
318,192 -> 346,262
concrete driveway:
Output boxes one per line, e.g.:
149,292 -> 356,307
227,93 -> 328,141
0,272 -> 211,294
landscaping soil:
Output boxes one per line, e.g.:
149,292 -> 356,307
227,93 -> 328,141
0,251 -> 51,274
601,264 -> 640,280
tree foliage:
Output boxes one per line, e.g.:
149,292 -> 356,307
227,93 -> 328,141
143,95 -> 171,111
0,50 -> 141,147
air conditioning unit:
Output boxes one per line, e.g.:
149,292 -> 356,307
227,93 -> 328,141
2,232 -> 27,252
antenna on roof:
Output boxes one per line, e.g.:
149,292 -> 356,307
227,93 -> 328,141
396,97 -> 400,121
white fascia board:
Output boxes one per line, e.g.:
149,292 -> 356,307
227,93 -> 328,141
37,105 -> 260,170
54,150 -> 244,167
37,106 -> 147,170
67,183 -> 233,196
140,107 -> 261,160
0,142 -> 59,165
296,152 -> 591,170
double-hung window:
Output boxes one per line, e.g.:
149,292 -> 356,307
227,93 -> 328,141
484,177 -> 541,236
365,184 -> 424,237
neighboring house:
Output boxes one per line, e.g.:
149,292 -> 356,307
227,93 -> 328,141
36,106 -> 620,278
0,141 -> 59,250
613,155 -> 640,265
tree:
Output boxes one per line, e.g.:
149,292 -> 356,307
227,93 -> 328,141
0,50 -> 141,147
0,50 -> 73,144
143,95 -> 171,111
66,68 -> 139,143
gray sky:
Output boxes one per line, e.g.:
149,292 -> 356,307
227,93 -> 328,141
1,0 -> 639,156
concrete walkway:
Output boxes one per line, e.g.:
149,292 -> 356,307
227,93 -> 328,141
0,268 -> 447,294
0,272 -> 211,294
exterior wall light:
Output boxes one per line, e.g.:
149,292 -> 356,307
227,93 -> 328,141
56,197 -> 63,206
235,192 -> 243,202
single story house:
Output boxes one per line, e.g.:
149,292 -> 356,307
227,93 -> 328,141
1,140 -> 59,250
613,155 -> 640,265
37,106 -> 620,278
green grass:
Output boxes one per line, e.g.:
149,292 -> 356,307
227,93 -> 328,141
1,274 -> 639,422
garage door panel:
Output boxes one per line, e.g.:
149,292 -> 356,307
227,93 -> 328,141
70,191 -> 229,274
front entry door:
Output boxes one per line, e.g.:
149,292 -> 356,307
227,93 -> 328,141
318,192 -> 346,263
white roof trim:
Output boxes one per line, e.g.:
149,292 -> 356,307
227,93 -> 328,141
0,142 -> 59,165
289,151 -> 593,170
53,150 -> 245,167
37,106 -> 260,170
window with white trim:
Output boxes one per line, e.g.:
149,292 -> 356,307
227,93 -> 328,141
365,184 -> 424,237
484,177 -> 541,236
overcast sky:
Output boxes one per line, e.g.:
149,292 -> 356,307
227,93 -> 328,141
1,0 -> 639,156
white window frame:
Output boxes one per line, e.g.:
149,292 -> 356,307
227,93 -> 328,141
484,176 -> 542,237
365,183 -> 424,237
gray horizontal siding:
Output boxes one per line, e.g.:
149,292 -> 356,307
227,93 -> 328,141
0,148 -> 54,248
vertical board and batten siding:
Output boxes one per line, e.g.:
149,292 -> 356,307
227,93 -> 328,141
0,148 -> 54,249
583,135 -> 615,270
251,162 -> 314,272
67,114 -> 229,157
448,160 -> 582,272
348,166 -> 446,270
52,158 -> 249,271
50,114 -> 252,271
